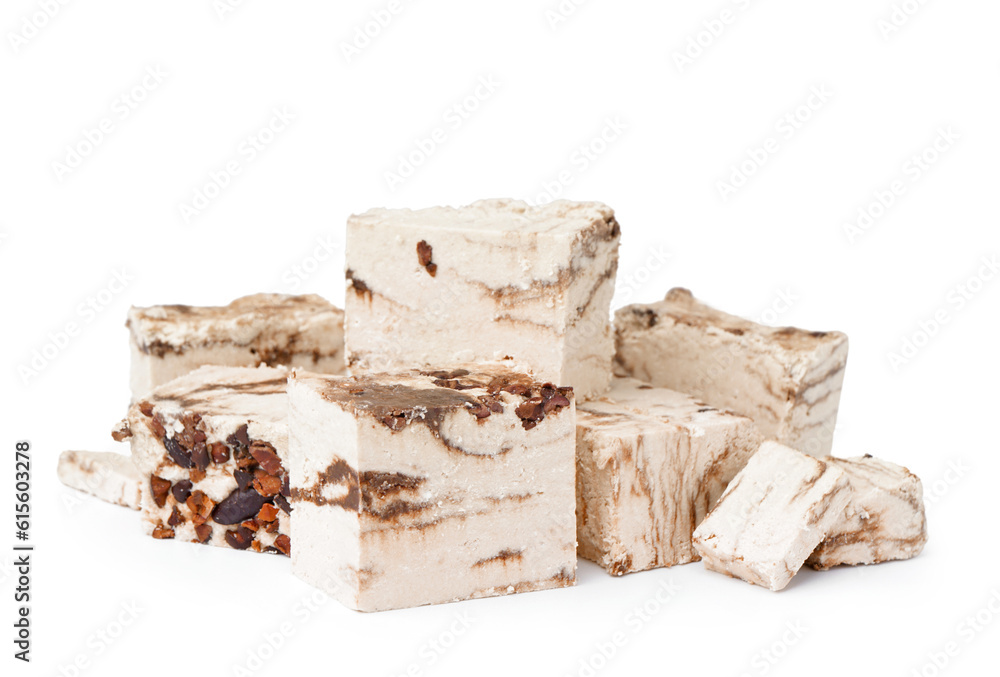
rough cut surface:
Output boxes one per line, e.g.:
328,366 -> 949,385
287,366 -> 577,612
692,441 -> 852,591
127,293 -> 345,399
576,377 -> 761,575
57,451 -> 142,510
615,288 -> 849,456
119,365 -> 292,556
807,455 -> 927,570
344,199 -> 620,401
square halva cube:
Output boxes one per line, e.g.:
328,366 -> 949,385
287,366 -> 577,611
344,199 -> 620,400
576,377 -> 761,575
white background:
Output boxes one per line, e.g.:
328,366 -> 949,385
2,1 -> 999,675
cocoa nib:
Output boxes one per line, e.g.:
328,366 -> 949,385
488,377 -> 530,397
512,384 -> 572,429
234,469 -> 254,492
274,494 -> 293,515
148,416 -> 166,439
257,503 -> 279,523
111,421 -> 131,442
150,476 -> 171,508
227,424 -> 250,450
466,402 -> 493,418
224,526 -> 254,550
210,442 -> 230,464
274,534 -> 291,556
186,491 -> 216,525
253,472 -> 282,497
191,442 -> 210,471
151,525 -> 175,540
515,397 -> 545,429
433,378 -> 478,390
543,392 -> 571,413
249,441 -> 283,476
281,475 -> 290,498
468,394 -> 504,419
213,487 -> 267,525
164,436 -> 193,468
167,506 -> 185,527
233,447 -> 258,471
171,480 -> 193,504
138,401 -> 154,417
379,413 -> 409,431
194,524 -> 213,543
416,240 -> 437,277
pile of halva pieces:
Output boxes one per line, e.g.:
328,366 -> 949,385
58,199 -> 927,611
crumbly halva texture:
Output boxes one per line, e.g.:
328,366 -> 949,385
118,365 -> 292,556
615,288 -> 848,456
127,293 -> 345,399
344,199 -> 620,401
287,365 -> 577,612
807,455 -> 927,570
57,451 -> 142,510
576,377 -> 761,575
692,441 -> 852,591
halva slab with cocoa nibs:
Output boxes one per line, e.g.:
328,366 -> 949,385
287,366 -> 577,612
117,365 -> 293,556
